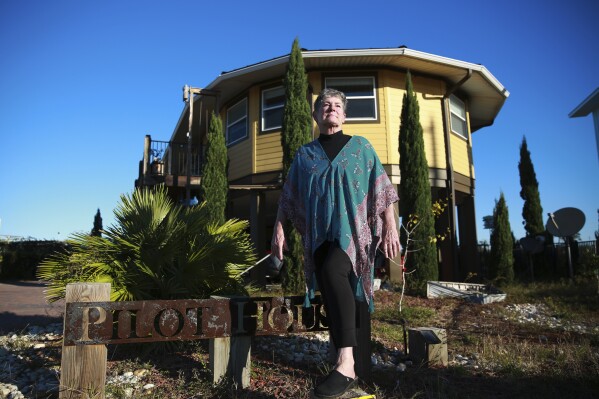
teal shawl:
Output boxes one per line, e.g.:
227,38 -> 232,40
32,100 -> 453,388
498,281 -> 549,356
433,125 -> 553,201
279,136 -> 398,310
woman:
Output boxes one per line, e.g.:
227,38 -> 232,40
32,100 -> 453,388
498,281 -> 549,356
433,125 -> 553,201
271,88 -> 400,398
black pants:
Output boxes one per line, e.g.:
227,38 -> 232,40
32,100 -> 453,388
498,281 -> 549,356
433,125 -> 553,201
313,241 -> 357,349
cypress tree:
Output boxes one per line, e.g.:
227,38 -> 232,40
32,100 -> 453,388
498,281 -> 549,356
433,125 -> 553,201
489,193 -> 515,285
200,112 -> 228,225
518,136 -> 544,235
280,38 -> 312,294
398,71 -> 438,294
91,208 -> 103,237
518,136 -> 548,279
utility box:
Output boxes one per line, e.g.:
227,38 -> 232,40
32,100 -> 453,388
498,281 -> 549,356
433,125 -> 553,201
408,327 -> 448,367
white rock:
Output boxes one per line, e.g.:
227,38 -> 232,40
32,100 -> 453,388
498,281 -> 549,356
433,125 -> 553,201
133,369 -> 148,377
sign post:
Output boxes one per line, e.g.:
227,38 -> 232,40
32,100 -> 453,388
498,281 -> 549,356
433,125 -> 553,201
60,283 -> 110,399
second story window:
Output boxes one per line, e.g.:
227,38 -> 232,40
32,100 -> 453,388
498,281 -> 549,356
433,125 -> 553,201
262,86 -> 285,131
325,76 -> 377,120
226,98 -> 248,146
450,95 -> 468,139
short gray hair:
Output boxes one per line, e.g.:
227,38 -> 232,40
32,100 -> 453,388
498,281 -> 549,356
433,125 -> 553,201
314,88 -> 347,112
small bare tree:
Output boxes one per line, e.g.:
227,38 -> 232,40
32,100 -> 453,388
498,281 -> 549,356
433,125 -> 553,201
392,198 -> 449,312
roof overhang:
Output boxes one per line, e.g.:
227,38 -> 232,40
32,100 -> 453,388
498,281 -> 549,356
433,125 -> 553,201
171,47 -> 509,139
569,87 -> 599,118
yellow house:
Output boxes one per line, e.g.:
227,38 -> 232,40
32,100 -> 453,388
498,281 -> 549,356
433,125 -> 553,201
136,46 -> 509,282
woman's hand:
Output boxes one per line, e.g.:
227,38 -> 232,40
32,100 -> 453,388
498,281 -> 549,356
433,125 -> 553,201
381,223 -> 400,259
271,220 -> 288,261
381,204 -> 401,259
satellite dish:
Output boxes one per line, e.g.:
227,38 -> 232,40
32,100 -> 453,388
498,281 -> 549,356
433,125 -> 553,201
520,235 -> 545,254
545,207 -> 585,238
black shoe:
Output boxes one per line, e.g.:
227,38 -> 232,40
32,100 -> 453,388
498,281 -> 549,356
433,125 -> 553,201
313,370 -> 358,398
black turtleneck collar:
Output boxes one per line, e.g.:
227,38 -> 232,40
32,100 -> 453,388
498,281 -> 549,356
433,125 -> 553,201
318,130 -> 351,161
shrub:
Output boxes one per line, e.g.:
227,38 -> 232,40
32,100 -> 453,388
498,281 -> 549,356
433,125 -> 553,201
0,240 -> 68,280
37,186 -> 256,302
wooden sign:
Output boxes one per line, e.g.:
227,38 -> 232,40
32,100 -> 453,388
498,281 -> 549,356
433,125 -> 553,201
63,295 -> 328,346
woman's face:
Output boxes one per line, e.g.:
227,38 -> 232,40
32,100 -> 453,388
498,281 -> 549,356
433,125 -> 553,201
314,95 -> 346,130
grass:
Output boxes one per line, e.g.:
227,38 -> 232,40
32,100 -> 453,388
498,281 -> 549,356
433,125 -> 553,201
373,303 -> 436,326
371,304 -> 436,346
503,277 -> 599,322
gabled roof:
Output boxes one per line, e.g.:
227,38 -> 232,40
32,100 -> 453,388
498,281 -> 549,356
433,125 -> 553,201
173,46 -> 509,139
569,87 -> 599,117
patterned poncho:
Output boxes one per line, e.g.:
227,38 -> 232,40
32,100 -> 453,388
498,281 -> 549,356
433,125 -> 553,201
279,135 -> 399,310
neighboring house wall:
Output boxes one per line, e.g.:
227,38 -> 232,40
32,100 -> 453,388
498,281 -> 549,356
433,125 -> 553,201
569,87 -> 599,166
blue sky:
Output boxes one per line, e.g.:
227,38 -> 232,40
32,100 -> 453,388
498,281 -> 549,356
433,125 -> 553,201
1,0 -> 597,243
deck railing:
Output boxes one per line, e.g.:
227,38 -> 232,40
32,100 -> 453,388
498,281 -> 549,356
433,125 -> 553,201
146,139 -> 201,177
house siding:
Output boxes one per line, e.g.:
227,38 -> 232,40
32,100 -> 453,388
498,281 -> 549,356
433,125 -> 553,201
412,74 -> 446,170
227,68 -> 471,182
225,89 -> 255,181
450,134 -> 472,178
228,138 -> 252,181
256,132 -> 283,173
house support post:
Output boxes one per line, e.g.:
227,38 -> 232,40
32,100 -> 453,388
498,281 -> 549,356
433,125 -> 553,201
442,69 -> 472,280
143,135 -> 151,185
250,191 -> 266,286
186,89 -> 194,205
457,196 -> 478,279
436,189 -> 454,281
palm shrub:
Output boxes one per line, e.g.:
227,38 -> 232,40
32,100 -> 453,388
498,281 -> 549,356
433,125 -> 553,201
38,186 -> 256,302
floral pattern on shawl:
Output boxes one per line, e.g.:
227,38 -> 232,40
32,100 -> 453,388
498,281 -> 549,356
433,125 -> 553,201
278,136 -> 398,309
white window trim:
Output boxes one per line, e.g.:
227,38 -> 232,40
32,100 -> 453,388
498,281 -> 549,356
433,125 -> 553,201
226,98 -> 248,146
449,94 -> 468,140
261,86 -> 285,132
325,76 -> 377,121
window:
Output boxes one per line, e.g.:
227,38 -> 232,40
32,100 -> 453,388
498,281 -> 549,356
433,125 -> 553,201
325,76 -> 377,120
262,86 -> 285,131
449,95 -> 468,139
226,98 -> 248,146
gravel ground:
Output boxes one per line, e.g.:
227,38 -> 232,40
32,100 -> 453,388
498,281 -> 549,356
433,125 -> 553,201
2,301 -> 598,398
